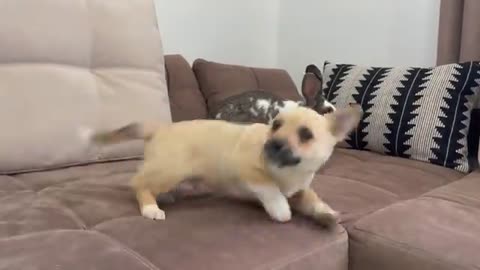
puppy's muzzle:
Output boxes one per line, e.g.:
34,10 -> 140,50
264,139 -> 301,167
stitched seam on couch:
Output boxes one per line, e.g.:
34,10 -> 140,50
421,195 -> 480,213
320,173 -> 400,198
34,171 -> 133,193
253,232 -> 348,270
92,230 -> 163,270
0,228 -> 163,270
351,227 -> 474,270
91,197 -> 221,229
38,194 -> 88,229
4,155 -> 143,176
2,175 -> 33,190
337,151 -> 465,180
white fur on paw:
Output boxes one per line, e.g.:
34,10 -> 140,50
253,185 -> 292,223
270,205 -> 292,222
141,204 -> 166,220
264,196 -> 291,222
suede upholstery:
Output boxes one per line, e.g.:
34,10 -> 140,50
165,54 -> 208,122
316,148 -> 463,225
2,1 -> 480,269
349,172 -> 480,270
2,158 -> 349,270
1,143 -> 472,270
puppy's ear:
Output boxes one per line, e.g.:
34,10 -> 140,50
327,104 -> 363,142
301,71 -> 322,107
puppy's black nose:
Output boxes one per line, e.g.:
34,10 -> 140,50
264,139 -> 301,167
264,139 -> 288,155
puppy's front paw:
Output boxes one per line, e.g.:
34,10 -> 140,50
251,184 -> 292,223
264,197 -> 292,223
269,205 -> 292,223
141,204 -> 166,220
314,211 -> 340,229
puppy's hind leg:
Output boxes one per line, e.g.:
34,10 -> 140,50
131,165 -> 185,221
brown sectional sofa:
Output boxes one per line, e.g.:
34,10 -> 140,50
1,1 -> 480,270
2,54 -> 479,270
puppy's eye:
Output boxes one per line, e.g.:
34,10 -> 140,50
271,119 -> 283,132
298,126 -> 314,143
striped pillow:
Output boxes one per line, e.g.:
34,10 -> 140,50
322,61 -> 480,173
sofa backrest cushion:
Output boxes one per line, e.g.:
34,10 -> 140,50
192,58 -> 302,115
164,55 -> 208,121
0,0 -> 171,174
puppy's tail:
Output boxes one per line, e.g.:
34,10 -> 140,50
92,122 -> 163,144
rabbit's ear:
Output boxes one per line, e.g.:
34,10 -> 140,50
305,64 -> 322,80
301,72 -> 322,107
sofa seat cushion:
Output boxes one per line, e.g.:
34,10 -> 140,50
313,148 -> 463,224
348,171 -> 480,270
1,160 -> 141,238
4,161 -> 348,270
0,230 -> 158,270
97,198 -> 348,270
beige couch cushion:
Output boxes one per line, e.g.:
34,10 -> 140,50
0,0 -> 171,173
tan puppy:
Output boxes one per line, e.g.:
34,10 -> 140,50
93,105 -> 362,227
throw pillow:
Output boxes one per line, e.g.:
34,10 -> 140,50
322,61 -> 480,173
471,109 -> 480,169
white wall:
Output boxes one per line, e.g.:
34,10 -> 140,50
277,0 -> 441,87
154,0 -> 441,88
154,0 -> 278,68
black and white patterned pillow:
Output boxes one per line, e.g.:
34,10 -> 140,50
322,61 -> 480,173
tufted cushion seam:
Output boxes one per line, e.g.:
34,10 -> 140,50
253,232 -> 347,270
318,174 -> 400,198
3,156 -> 143,176
91,230 -> 163,270
349,229 -> 472,270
